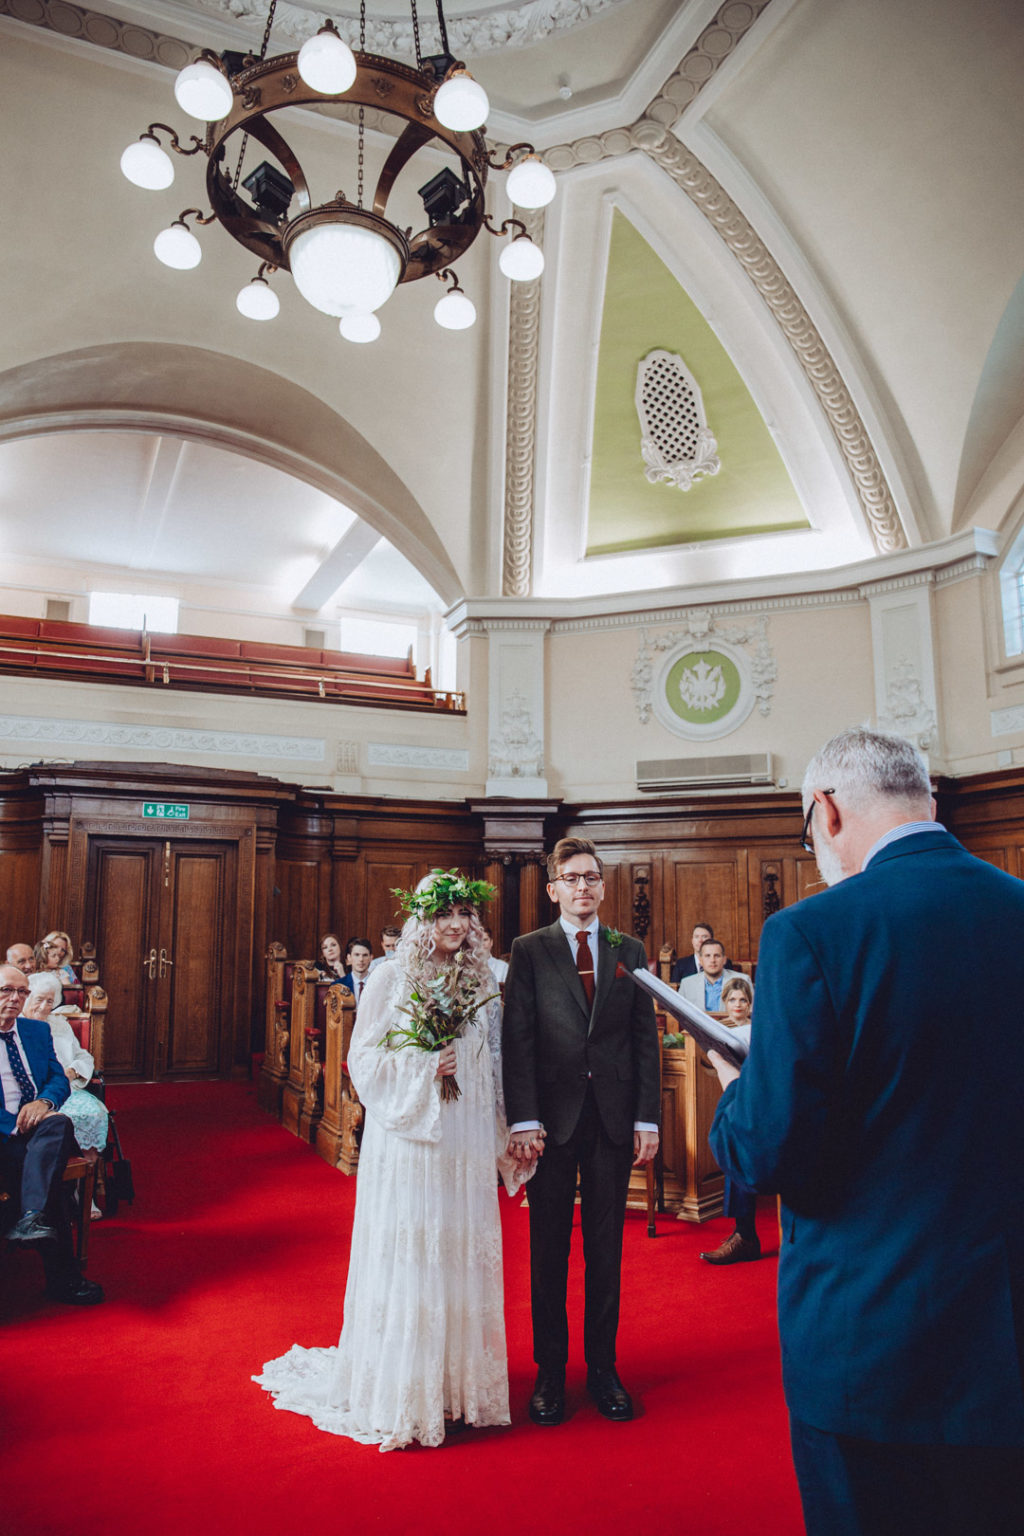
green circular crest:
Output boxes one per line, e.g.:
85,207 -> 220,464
664,649 -> 741,724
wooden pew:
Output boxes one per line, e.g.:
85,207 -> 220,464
626,1010 -> 726,1223
257,942 -> 291,1115
315,984 -> 362,1173
280,961 -> 319,1137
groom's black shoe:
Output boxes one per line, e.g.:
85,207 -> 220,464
529,1368 -> 566,1426
587,1366 -> 634,1421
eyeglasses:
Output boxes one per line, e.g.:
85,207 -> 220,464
0,985 -> 30,998
800,789 -> 835,852
556,872 -> 603,888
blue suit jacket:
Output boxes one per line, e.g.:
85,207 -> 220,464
710,829 -> 1024,1447
0,1016 -> 71,1135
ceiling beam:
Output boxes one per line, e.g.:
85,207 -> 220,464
290,519 -> 382,612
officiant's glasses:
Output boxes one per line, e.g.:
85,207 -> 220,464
800,789 -> 835,852
555,872 -> 603,887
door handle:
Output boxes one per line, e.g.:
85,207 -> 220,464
143,947 -> 157,980
159,948 -> 174,979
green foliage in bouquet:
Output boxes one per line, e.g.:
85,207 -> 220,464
380,951 -> 498,1102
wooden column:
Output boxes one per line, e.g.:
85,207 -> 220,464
316,984 -> 359,1171
258,941 -> 289,1115
281,961 -> 319,1136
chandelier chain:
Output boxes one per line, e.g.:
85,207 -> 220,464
410,0 -> 422,68
259,0 -> 278,61
433,0 -> 450,56
360,0 -> 366,51
357,107 -> 365,209
232,132 -> 250,193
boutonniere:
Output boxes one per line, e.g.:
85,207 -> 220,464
603,927 -> 624,949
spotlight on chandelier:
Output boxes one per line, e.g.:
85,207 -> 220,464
119,0 -> 556,344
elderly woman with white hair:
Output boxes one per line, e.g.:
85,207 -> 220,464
24,972 -> 109,1216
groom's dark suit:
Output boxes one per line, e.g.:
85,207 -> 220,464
503,922 -> 660,1370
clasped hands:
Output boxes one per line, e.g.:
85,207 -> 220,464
507,1128 -> 546,1165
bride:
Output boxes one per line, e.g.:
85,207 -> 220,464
254,870 -> 530,1450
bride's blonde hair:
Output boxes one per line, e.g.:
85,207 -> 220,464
393,872 -> 493,991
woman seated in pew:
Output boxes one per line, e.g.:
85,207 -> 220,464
315,932 -> 347,982
34,930 -> 78,986
699,974 -> 761,1267
255,869 -> 532,1450
24,972 -> 109,1219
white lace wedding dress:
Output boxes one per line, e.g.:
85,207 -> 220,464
254,960 -> 526,1451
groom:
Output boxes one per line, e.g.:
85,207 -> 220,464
502,837 -> 660,1425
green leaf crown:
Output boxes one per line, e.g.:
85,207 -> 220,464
392,868 -> 496,921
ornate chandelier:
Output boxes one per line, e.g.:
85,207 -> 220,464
119,1 -> 557,343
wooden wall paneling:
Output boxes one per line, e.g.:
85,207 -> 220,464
161,840 -> 236,1077
672,856 -> 741,966
363,861 -> 418,945
251,830 -> 276,1051
85,838 -> 161,1078
273,859 -> 322,960
0,777 -> 43,945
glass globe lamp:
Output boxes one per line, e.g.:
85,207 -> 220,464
339,312 -> 382,343
236,278 -> 280,320
154,221 -> 202,270
434,289 -> 476,330
174,59 -> 234,122
433,69 -> 489,132
286,217 -> 405,317
297,24 -> 357,95
499,236 -> 544,282
121,136 -> 174,191
506,154 -> 556,210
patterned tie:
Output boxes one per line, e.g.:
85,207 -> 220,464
575,929 -> 595,1007
1,1028 -> 37,1109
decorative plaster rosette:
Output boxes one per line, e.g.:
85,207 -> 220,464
191,0 -> 630,53
632,609 -> 776,740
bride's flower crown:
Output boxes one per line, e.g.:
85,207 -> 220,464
392,868 -> 495,921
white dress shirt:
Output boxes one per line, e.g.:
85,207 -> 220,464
0,1022 -> 37,1117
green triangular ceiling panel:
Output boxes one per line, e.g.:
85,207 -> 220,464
587,210 -> 809,555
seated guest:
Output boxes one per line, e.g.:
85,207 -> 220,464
34,930 -> 78,985
316,933 -> 347,982
678,940 -> 741,1014
701,974 -> 761,1266
669,922 -> 715,985
368,925 -> 402,971
6,943 -> 36,977
481,926 -> 508,985
25,973 -> 108,1219
341,937 -> 373,1008
0,963 -> 103,1304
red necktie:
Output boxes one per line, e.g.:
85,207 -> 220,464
575,929 -> 595,1006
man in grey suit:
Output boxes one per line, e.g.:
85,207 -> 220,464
677,938 -> 741,1012
502,837 -> 660,1426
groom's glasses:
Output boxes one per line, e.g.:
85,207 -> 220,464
555,873 -> 603,888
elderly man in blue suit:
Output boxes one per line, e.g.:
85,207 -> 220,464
0,962 -> 103,1304
708,727 -> 1024,1536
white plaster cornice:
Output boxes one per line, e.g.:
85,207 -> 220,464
448,528 -> 998,634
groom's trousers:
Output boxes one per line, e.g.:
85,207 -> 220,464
527,1085 -> 634,1371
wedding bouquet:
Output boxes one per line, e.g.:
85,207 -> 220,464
380,952 -> 498,1102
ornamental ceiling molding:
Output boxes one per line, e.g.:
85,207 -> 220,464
503,208 -> 544,597
189,0 -> 630,54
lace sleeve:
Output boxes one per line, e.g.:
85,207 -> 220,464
485,995 -> 535,1197
346,964 -> 442,1144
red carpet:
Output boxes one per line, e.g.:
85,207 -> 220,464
3,1082 -> 803,1536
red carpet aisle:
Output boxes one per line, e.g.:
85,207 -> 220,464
3,1082 -> 803,1536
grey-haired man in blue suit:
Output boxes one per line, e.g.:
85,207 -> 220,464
0,963 -> 103,1304
709,727 -> 1024,1535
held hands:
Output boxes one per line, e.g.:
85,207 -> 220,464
632,1129 -> 659,1167
707,1049 -> 741,1090
508,1128 -> 546,1165
15,1099 -> 55,1134
434,1043 -> 458,1080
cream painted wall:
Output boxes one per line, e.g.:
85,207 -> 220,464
0,29 -> 497,598
0,672 -> 474,798
546,601 -> 876,801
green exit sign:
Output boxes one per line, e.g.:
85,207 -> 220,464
143,802 -> 190,821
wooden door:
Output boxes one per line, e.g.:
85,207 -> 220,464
85,836 -> 238,1080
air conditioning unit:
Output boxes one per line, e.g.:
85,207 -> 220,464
636,752 -> 774,793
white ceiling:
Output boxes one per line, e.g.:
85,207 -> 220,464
0,432 -> 440,613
